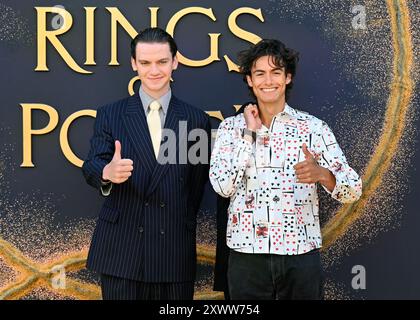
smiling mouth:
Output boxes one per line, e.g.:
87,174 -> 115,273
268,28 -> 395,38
261,88 -> 277,92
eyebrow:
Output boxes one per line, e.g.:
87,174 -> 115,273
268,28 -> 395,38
137,58 -> 170,63
253,67 -> 283,74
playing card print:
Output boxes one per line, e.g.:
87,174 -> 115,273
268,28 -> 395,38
210,104 -> 362,255
254,221 -> 269,254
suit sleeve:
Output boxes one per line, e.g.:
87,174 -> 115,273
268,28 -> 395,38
313,121 -> 362,203
82,106 -> 114,195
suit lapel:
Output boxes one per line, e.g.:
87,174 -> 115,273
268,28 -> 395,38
121,94 -> 156,175
146,95 -> 185,197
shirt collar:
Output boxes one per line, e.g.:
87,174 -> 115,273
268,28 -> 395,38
139,86 -> 171,115
275,103 -> 297,118
258,103 -> 298,132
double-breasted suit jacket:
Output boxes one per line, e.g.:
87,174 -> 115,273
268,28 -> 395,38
82,93 -> 211,283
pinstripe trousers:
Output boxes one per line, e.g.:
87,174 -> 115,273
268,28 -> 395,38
100,274 -> 194,300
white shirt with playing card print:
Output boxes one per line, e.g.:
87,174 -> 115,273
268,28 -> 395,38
209,104 -> 362,255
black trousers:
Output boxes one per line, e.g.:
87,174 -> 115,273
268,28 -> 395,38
100,274 -> 194,300
227,249 -> 324,300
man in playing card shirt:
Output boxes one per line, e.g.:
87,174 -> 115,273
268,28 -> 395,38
209,39 -> 362,300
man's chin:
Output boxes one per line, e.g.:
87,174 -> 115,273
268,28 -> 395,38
257,97 -> 281,104
143,83 -> 168,94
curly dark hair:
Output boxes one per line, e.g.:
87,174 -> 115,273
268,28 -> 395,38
238,39 -> 300,101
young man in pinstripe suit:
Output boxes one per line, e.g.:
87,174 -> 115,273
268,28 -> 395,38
82,28 -> 211,300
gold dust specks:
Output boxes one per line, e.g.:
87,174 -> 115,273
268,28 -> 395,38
197,209 -> 217,248
0,137 -> 98,299
0,235 -> 101,300
407,0 -> 420,84
20,287 -> 77,300
323,104 -> 418,269
0,257 -> 19,290
0,197 -> 95,264
324,279 -> 355,300
0,4 -> 33,45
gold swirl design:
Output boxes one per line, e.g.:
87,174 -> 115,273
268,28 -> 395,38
0,239 -> 221,300
0,239 -> 99,300
322,0 -> 414,249
0,0 -> 415,299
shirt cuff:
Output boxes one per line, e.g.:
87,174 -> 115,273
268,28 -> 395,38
100,180 -> 113,196
322,171 -> 357,203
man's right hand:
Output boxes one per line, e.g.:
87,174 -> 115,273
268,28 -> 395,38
102,140 -> 134,184
243,104 -> 262,132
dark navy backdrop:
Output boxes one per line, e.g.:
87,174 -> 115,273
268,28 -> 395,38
0,0 -> 419,299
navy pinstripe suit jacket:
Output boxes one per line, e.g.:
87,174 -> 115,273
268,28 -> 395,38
82,93 -> 211,283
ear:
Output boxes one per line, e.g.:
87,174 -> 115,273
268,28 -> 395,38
172,55 -> 179,71
246,75 -> 253,88
131,57 -> 137,72
286,73 -> 292,85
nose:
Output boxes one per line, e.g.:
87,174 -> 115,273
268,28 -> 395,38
264,73 -> 273,85
150,63 -> 160,75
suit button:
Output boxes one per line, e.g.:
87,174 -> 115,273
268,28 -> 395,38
160,229 -> 165,235
144,202 -> 149,207
139,227 -> 144,233
160,202 -> 166,208
180,177 -> 184,182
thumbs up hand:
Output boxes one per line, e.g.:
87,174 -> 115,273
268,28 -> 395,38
102,140 -> 134,184
293,143 -> 324,184
302,143 -> 314,160
112,140 -> 122,161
